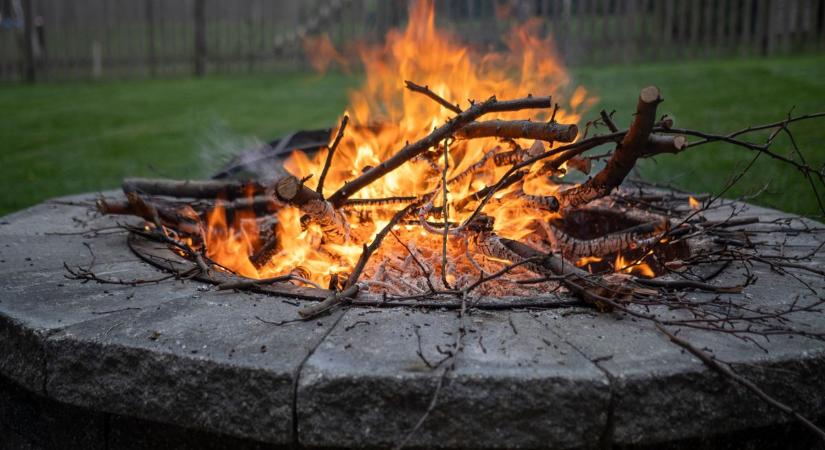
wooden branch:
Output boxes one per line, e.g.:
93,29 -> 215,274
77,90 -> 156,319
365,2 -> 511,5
493,140 -> 544,166
97,195 -> 203,237
549,220 -> 663,258
250,235 -> 280,268
600,109 -> 618,132
343,196 -> 418,208
327,94 -> 554,208
122,178 -> 270,200
513,188 -> 560,212
316,114 -> 349,195
642,134 -> 687,156
455,119 -> 578,143
556,86 -> 662,209
297,283 -> 360,319
404,80 -> 462,114
276,175 -> 349,244
472,231 -> 620,311
345,202 -> 421,288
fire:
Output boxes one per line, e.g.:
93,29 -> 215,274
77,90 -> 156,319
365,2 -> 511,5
203,0 -> 603,289
688,196 -> 700,209
614,253 -> 656,278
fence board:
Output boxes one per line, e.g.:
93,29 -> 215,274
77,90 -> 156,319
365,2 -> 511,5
2,0 -> 823,81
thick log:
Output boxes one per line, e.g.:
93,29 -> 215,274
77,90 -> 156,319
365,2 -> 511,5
555,86 -> 662,210
123,178 -> 271,200
327,94 -> 554,208
456,120 -> 578,143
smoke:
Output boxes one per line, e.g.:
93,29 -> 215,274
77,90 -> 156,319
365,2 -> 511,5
195,118 -> 287,181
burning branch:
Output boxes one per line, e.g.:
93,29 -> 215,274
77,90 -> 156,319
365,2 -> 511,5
326,92 -> 554,208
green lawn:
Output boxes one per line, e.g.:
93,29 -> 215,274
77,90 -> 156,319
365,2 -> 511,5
1,55 -> 824,217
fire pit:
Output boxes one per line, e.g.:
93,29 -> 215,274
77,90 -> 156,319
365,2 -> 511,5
3,1 -> 825,447
1,193 -> 824,449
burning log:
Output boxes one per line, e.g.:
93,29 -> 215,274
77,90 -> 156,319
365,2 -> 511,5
555,86 -> 662,209
275,175 -> 350,244
547,220 -> 665,258
456,119 -> 578,143
123,177 -> 272,200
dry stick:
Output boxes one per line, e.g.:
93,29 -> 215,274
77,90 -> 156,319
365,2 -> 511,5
316,114 -> 349,195
556,86 -> 662,209
655,323 -> 825,442
343,196 -> 418,208
643,134 -> 688,156
327,93 -> 554,208
297,283 -> 360,319
600,109 -> 619,132
404,80 -> 462,114
217,274 -> 321,291
122,178 -> 271,200
455,119 -> 579,143
633,277 -> 743,293
441,138 -> 452,289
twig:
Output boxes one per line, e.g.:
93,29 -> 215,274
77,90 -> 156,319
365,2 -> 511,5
316,114 -> 349,195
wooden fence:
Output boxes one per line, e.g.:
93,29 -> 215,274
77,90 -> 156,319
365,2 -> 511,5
1,0 -> 824,82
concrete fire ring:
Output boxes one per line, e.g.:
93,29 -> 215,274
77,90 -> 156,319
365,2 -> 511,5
1,191 -> 824,449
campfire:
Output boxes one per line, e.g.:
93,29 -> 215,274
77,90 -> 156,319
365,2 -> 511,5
89,0 -> 824,315
62,0 -> 825,442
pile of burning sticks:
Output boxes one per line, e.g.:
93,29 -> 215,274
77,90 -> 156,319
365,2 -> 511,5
78,83 -> 825,441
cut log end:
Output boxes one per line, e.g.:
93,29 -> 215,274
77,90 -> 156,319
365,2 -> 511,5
276,175 -> 300,202
640,85 -> 661,104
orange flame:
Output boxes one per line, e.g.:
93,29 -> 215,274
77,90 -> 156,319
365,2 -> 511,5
688,196 -> 700,209
614,253 -> 656,278
205,0 -> 597,287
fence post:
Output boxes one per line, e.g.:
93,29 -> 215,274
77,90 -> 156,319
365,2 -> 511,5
22,0 -> 36,82
146,0 -> 157,76
194,0 -> 207,77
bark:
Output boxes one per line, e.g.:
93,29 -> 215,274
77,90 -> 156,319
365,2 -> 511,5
123,178 -> 271,200
276,175 -> 349,244
555,86 -> 662,210
549,220 -> 664,258
456,120 -> 578,143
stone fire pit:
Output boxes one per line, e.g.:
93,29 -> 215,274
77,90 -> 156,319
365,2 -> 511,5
1,192 -> 824,449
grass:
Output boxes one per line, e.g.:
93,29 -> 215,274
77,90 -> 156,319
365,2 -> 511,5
1,54 -> 823,217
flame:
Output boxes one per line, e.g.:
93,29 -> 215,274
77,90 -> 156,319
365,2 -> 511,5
688,196 -> 700,209
203,0 -> 599,287
614,253 -> 655,278
576,256 -> 603,267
